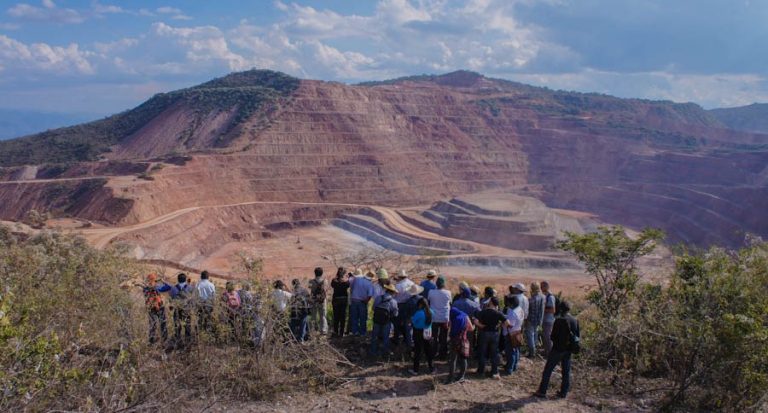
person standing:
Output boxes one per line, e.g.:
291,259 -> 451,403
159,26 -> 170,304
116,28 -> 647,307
541,281 -> 556,356
452,282 -> 480,318
393,270 -> 416,347
420,270 -> 437,298
446,307 -> 474,383
509,283 -> 529,321
473,297 -> 510,379
289,279 -> 312,342
349,270 -> 375,336
502,295 -> 525,374
370,284 -> 399,358
535,301 -> 580,399
142,273 -> 171,344
330,267 -> 350,337
221,281 -> 241,340
170,273 -> 194,344
272,280 -> 292,314
308,267 -> 329,335
428,276 -> 451,359
525,282 -> 545,358
196,270 -> 216,337
409,297 -> 435,375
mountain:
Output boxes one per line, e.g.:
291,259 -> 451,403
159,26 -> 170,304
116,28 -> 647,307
0,109 -> 98,141
0,69 -> 766,274
710,103 -> 768,134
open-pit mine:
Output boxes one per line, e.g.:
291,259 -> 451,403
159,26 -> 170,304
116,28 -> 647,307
1,70 -> 766,286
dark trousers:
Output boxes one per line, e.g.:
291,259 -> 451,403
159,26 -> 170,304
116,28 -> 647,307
477,331 -> 501,375
197,304 -> 215,337
537,350 -> 572,396
332,298 -> 347,336
431,322 -> 449,358
148,309 -> 168,343
412,328 -> 434,372
392,303 -> 413,347
290,314 -> 309,342
173,308 -> 192,341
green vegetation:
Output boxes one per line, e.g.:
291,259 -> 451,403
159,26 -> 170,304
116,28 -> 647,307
0,70 -> 300,167
559,227 -> 768,411
0,229 -> 345,411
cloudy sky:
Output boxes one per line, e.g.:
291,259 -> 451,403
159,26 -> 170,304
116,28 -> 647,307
0,0 -> 766,117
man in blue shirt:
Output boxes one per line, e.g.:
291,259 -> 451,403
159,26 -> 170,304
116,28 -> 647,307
420,269 -> 437,298
170,273 -> 194,344
370,284 -> 399,357
349,270 -> 376,335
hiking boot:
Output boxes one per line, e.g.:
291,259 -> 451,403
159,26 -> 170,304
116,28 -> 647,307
533,391 -> 546,398
556,392 -> 567,399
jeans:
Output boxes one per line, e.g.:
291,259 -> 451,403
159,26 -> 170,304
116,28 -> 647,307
525,323 -> 539,357
431,322 -> 449,358
332,298 -> 347,336
477,331 -> 501,375
412,328 -> 434,372
543,322 -> 554,355
504,336 -> 520,373
290,314 -> 309,342
148,309 -> 168,343
349,300 -> 368,335
311,301 -> 328,334
537,350 -> 572,396
369,322 -> 392,356
392,303 -> 413,347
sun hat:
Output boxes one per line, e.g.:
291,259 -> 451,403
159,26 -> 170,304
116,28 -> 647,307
384,284 -> 397,294
426,269 -> 437,278
406,283 -> 424,295
376,268 -> 389,280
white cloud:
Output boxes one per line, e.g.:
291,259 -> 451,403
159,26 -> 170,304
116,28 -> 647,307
152,22 -> 249,71
7,1 -> 85,24
0,34 -> 94,74
156,7 -> 183,14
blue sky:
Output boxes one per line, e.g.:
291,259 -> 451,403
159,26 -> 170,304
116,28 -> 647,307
0,0 -> 766,116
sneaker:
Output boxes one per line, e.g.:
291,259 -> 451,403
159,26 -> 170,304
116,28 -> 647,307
407,369 -> 419,376
454,377 -> 467,384
491,374 -> 501,380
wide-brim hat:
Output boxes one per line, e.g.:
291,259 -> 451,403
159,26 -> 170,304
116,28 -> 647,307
511,282 -> 527,292
406,283 -> 424,295
384,284 -> 397,294
395,270 -> 408,279
376,268 -> 389,280
426,269 -> 437,278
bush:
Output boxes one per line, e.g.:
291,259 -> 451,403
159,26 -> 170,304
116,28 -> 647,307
560,228 -> 768,411
0,229 -> 349,411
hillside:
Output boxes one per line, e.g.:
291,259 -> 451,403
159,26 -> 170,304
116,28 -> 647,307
710,103 -> 768,134
0,69 -> 767,276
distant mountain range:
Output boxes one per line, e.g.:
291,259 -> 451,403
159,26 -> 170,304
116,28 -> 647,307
0,109 -> 100,141
709,103 -> 768,134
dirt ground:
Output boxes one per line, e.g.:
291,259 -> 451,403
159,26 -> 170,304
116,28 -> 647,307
200,335 -> 659,413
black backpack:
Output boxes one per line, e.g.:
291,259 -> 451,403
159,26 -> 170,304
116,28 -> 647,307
565,317 -> 581,354
373,297 -> 393,325
547,293 -> 561,315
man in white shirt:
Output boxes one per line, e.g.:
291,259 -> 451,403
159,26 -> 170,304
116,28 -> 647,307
428,276 -> 452,359
272,280 -> 293,313
393,270 -> 416,347
196,270 -> 216,336
509,283 -> 529,321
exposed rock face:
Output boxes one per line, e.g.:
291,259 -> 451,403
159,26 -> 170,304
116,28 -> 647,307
0,69 -> 765,260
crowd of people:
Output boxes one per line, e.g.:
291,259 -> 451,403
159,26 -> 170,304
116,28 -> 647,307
140,267 -> 581,399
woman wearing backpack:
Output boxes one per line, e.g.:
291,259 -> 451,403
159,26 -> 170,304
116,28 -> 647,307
534,300 -> 580,399
409,297 -> 435,375
369,284 -> 399,358
221,281 -> 241,340
446,307 -> 474,383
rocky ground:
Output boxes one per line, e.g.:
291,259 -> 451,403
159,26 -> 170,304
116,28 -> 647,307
203,335 -> 661,413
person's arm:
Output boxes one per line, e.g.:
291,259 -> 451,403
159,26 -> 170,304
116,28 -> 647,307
157,283 -> 172,293
473,316 -> 486,329
390,300 -> 399,318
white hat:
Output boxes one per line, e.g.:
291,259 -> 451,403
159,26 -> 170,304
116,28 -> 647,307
512,282 -> 527,292
396,270 -> 408,279
406,283 -> 424,295
426,269 -> 437,278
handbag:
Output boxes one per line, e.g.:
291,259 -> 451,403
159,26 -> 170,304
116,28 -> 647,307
509,330 -> 524,348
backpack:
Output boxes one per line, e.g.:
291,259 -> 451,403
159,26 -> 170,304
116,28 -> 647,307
373,297 -> 393,325
310,278 -> 326,303
144,287 -> 164,312
224,291 -> 241,309
546,293 -> 561,315
564,317 -> 581,354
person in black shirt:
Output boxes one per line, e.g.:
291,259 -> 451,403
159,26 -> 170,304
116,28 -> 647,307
472,296 -> 510,379
330,267 -> 350,337
534,300 -> 580,398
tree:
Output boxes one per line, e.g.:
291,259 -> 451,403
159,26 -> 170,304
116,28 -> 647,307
556,226 -> 664,318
